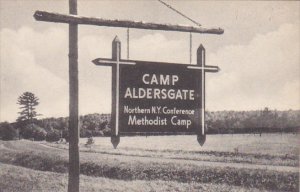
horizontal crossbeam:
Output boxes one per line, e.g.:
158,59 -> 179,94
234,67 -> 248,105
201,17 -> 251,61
93,58 -> 219,73
34,11 -> 224,35
94,58 -> 136,66
187,65 -> 219,72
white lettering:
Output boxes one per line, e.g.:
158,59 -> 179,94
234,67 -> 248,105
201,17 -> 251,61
160,74 -> 170,85
171,115 -> 192,129
124,88 -> 132,98
142,74 -> 150,84
150,75 -> 158,85
172,75 -> 179,85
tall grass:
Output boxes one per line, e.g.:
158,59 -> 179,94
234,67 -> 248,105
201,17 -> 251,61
1,163 -> 270,192
0,149 -> 298,191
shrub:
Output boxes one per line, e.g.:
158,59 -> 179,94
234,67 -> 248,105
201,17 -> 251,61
22,123 -> 47,141
0,122 -> 18,140
102,127 -> 111,136
62,129 -> 69,142
80,128 -> 92,138
86,137 -> 94,145
46,129 -> 61,142
92,130 -> 104,137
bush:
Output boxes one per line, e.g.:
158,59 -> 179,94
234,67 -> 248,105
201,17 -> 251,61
46,129 -> 61,142
0,122 -> 18,140
102,127 -> 111,136
62,129 -> 69,142
80,128 -> 92,138
22,123 -> 47,141
86,137 -> 94,146
92,130 -> 104,137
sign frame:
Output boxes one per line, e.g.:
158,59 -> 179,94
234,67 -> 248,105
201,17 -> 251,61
93,37 -> 219,147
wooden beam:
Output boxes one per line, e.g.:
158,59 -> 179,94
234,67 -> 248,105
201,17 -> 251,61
68,0 -> 80,191
92,58 -> 219,73
34,11 -> 224,35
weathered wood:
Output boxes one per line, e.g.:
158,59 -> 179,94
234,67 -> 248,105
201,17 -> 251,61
68,0 -> 80,191
196,44 -> 206,146
111,36 -> 120,149
34,11 -> 224,35
92,58 -> 219,73
93,58 -> 136,66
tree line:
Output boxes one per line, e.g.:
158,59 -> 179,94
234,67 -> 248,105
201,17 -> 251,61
1,108 -> 299,141
0,92 -> 299,141
206,108 -> 300,134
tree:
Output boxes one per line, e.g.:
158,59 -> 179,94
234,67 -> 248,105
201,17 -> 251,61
22,123 -> 47,141
17,92 -> 40,123
46,129 -> 61,142
0,122 -> 18,140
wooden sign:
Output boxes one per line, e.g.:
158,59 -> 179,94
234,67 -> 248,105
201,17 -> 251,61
119,61 -> 201,133
93,36 -> 219,148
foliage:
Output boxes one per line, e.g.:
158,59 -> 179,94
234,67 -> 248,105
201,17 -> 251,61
38,113 -> 110,139
2,109 -> 299,140
16,92 -> 40,123
46,129 -> 61,142
37,117 -> 68,132
62,129 -> 69,142
86,137 -> 94,146
80,114 -> 109,137
206,108 -> 300,134
22,123 -> 47,141
0,122 -> 18,140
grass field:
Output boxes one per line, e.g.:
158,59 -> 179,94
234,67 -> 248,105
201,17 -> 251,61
0,163 -> 270,192
0,133 -> 299,192
81,133 -> 299,155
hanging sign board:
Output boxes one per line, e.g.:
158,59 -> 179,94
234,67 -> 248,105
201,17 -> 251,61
93,38 -> 219,147
119,61 -> 201,134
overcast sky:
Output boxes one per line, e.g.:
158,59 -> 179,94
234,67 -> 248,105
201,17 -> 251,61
0,1 -> 299,122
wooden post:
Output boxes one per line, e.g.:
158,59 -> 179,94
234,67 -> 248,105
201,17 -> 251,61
111,36 -> 121,149
68,0 -> 80,191
197,44 -> 206,146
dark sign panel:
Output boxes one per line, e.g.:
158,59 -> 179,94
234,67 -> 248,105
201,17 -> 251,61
119,61 -> 201,133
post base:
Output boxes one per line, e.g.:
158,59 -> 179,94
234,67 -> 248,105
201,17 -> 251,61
111,135 -> 120,149
197,134 -> 206,146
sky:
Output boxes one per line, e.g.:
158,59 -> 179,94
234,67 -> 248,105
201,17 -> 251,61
0,0 -> 299,122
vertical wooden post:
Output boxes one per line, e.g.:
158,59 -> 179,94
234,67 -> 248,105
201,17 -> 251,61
68,0 -> 80,191
197,44 -> 206,146
111,36 -> 121,149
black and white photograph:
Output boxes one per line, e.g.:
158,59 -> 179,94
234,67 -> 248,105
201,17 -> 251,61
0,1 -> 299,191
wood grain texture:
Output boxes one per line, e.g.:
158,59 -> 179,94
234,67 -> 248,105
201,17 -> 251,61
34,11 -> 224,35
